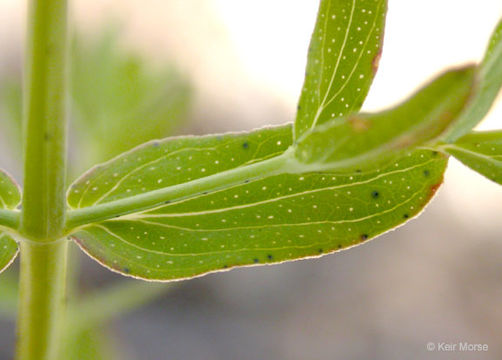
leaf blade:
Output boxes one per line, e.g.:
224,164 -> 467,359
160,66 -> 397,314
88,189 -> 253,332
442,130 -> 502,184
70,149 -> 446,281
67,125 -> 292,210
295,0 -> 387,139
67,63 -> 477,281
294,66 -> 476,172
0,233 -> 18,274
443,18 -> 502,141
0,170 -> 20,273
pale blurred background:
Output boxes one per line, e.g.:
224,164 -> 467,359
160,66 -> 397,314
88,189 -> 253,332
0,0 -> 502,359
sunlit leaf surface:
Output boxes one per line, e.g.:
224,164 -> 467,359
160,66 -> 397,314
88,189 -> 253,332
295,0 -> 387,139
0,170 -> 20,273
69,126 -> 446,280
67,126 -> 291,208
295,66 -> 476,172
66,0 -> 490,281
442,130 -> 502,185
443,18 -> 502,141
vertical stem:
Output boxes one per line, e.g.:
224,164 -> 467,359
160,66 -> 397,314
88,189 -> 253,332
21,0 -> 68,240
16,241 -> 68,360
17,0 -> 69,359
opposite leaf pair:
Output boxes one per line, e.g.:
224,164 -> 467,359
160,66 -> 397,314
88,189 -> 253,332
0,0 -> 501,281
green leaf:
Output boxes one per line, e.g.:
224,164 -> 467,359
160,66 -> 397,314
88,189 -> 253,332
0,170 -> 20,273
66,4 -> 482,282
443,18 -> 502,141
67,125 -> 292,209
294,66 -> 476,172
0,171 -> 20,212
295,0 -> 387,139
67,65 -> 476,281
0,234 -> 17,274
441,130 -> 502,185
68,126 -> 446,280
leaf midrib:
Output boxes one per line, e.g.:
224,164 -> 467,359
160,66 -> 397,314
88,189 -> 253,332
116,158 -> 435,220
311,0 -> 357,129
442,143 -> 502,163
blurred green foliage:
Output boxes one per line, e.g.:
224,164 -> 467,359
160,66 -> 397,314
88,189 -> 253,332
0,27 -> 191,360
0,27 -> 191,178
62,328 -> 120,360
0,268 -> 17,317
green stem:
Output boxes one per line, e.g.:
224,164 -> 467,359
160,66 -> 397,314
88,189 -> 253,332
20,0 -> 68,240
65,150 -> 294,230
16,240 -> 68,360
16,0 -> 69,358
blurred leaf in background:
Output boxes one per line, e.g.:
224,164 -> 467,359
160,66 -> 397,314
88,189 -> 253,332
0,26 -> 192,178
62,327 -> 120,360
0,26 -> 191,360
0,268 -> 18,318
70,28 -> 191,174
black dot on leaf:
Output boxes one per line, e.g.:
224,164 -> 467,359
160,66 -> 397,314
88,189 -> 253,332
403,213 -> 409,219
253,258 -> 259,263
223,264 -> 228,269
432,151 -> 438,157
371,190 -> 379,199
164,200 -> 171,204
123,268 -> 130,273
318,248 -> 323,253
337,244 -> 342,249
423,170 -> 430,177
267,254 -> 273,260
356,169 -> 362,173
242,142 -> 249,149
360,234 -> 368,241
